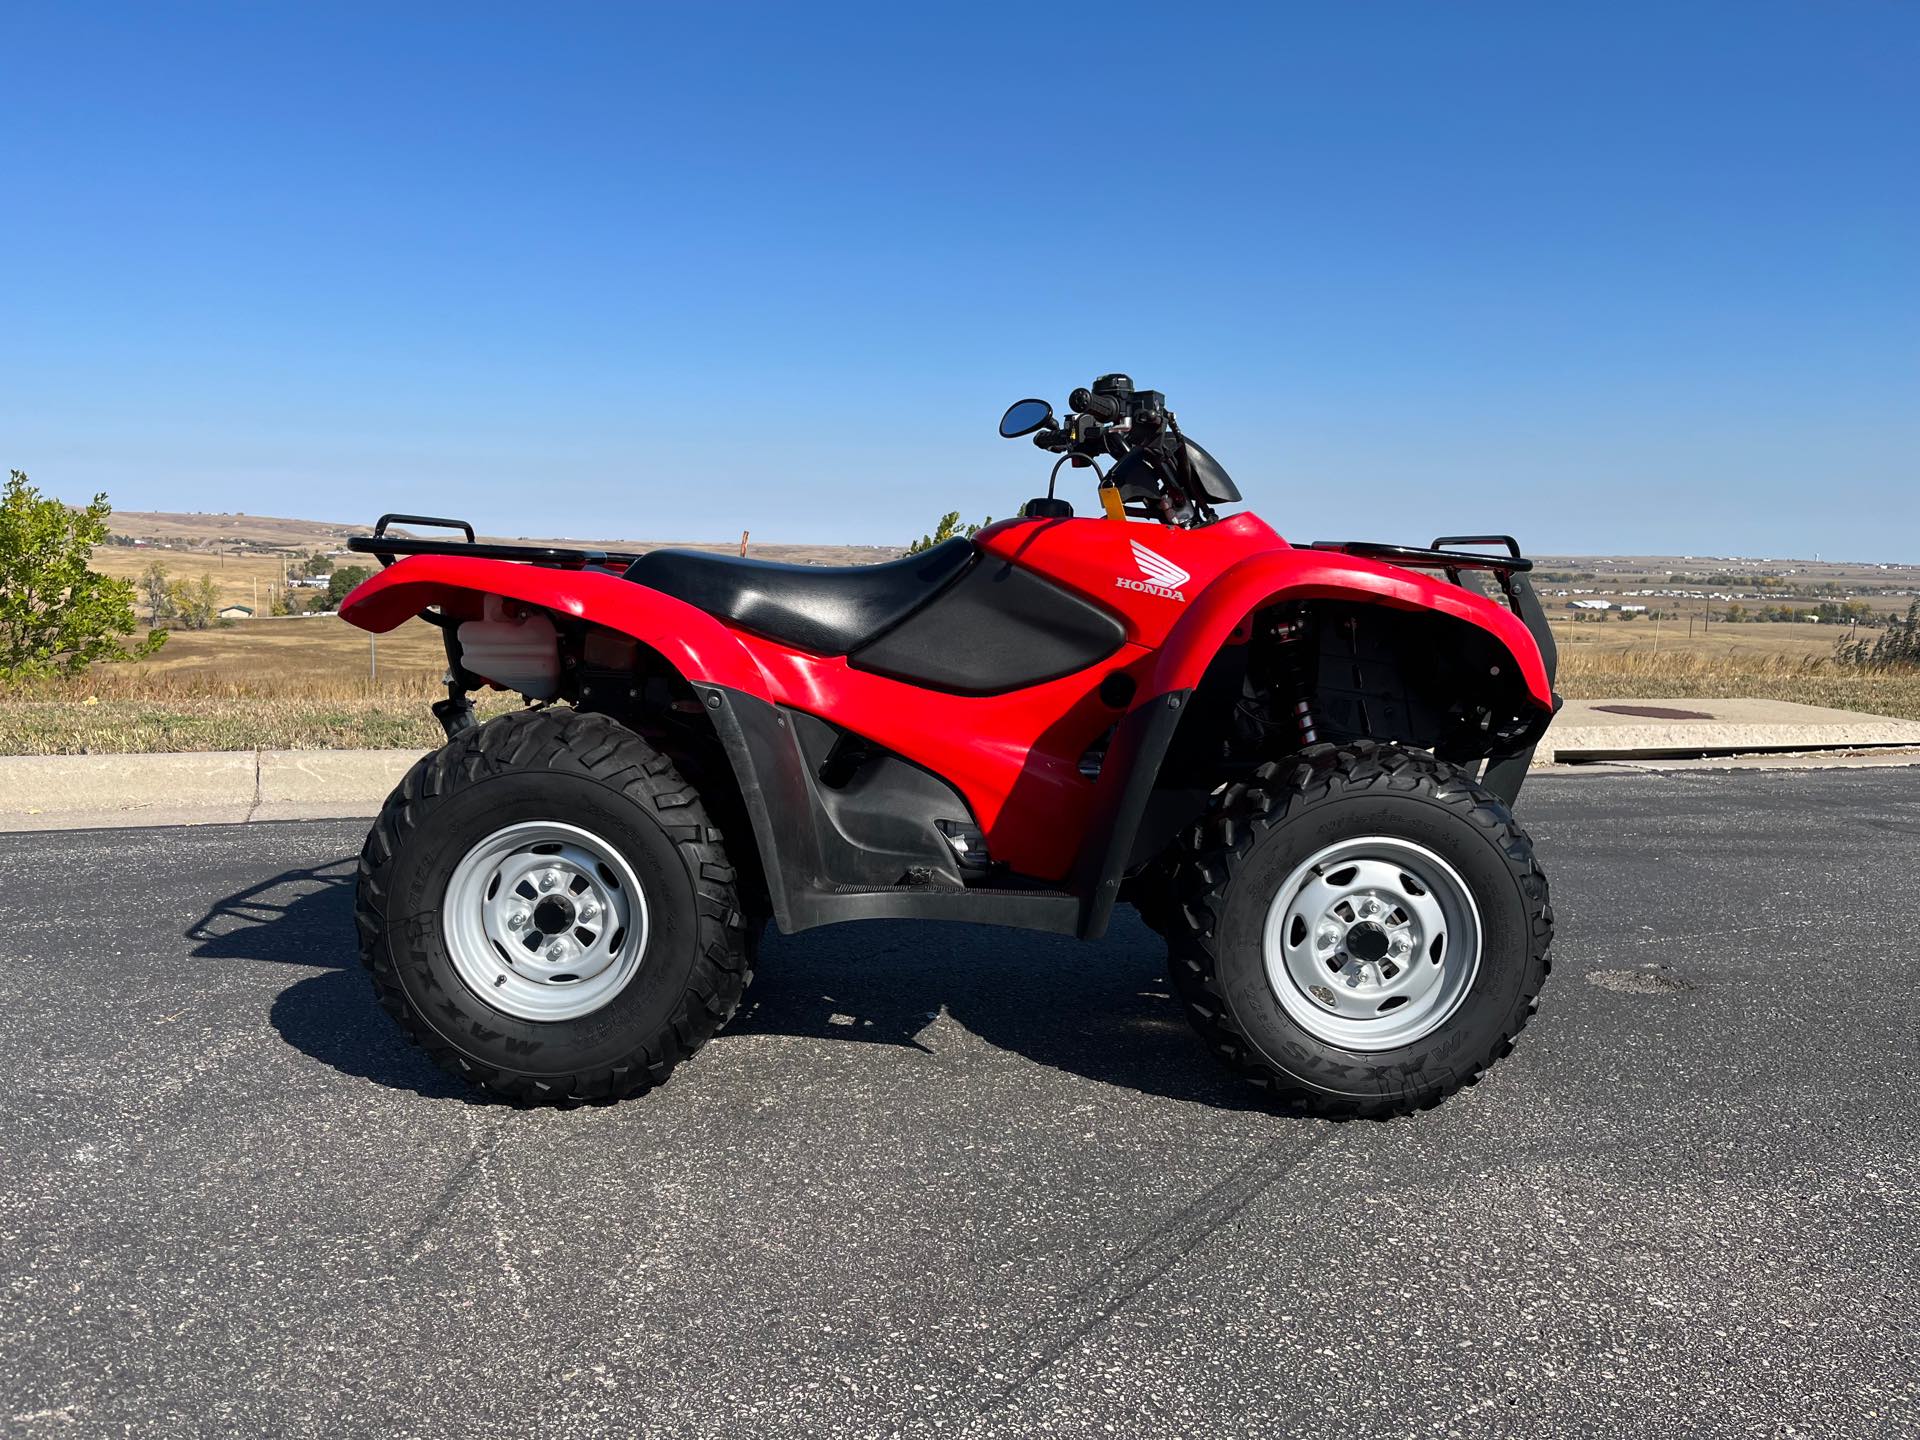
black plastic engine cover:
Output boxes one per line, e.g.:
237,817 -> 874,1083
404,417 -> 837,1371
848,556 -> 1124,695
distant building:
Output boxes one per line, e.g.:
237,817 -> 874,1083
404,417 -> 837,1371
218,605 -> 254,620
1569,599 -> 1612,611
1618,604 -> 1648,614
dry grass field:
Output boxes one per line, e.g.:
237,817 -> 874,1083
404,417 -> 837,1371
0,618 -> 507,754
107,616 -> 448,687
1545,613 -> 1920,715
1558,650 -> 1920,719
1548,615 -> 1843,662
92,547 -> 305,613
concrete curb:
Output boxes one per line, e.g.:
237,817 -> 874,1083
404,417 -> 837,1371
0,749 -> 418,831
1539,698 -> 1920,763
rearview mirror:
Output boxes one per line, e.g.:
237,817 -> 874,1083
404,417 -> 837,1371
999,398 -> 1055,438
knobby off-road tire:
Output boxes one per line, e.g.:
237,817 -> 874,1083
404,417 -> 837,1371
356,707 -> 756,1104
1169,740 -> 1552,1118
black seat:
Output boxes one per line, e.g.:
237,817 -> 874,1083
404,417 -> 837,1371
624,538 -> 974,655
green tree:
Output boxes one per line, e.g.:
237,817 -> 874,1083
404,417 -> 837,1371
167,573 -> 221,630
326,565 -> 372,610
906,512 -> 993,555
303,549 -> 334,579
139,559 -> 173,622
0,470 -> 165,680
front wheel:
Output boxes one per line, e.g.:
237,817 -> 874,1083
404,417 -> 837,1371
1169,741 -> 1552,1118
355,708 -> 757,1104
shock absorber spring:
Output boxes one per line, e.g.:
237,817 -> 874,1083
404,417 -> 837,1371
1269,617 -> 1320,747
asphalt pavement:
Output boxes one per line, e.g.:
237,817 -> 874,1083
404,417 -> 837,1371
1,767 -> 1916,1439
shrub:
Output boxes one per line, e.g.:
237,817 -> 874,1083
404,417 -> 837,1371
1835,600 -> 1920,671
0,470 -> 165,680
325,565 -> 373,610
906,512 -> 993,555
166,574 -> 221,630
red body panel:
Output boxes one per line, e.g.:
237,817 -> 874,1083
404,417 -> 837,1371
976,515 -> 1552,705
975,512 -> 1286,648
340,555 -> 773,694
341,513 -> 1551,881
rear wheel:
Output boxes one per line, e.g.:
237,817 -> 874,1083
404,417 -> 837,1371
1169,741 -> 1551,1117
356,707 -> 756,1104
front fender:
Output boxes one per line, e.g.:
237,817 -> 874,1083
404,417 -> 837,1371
338,555 -> 774,697
1076,548 -> 1556,938
1147,549 -> 1555,709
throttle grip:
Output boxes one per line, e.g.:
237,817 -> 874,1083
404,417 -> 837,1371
1069,387 -> 1124,422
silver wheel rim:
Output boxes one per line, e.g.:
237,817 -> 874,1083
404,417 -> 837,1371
442,820 -> 649,1022
1262,835 -> 1482,1051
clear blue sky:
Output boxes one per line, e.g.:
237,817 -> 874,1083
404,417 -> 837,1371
2,2 -> 1914,559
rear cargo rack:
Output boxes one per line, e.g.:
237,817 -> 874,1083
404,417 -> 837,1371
346,513 -> 644,570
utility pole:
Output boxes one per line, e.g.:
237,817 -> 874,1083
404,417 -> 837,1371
370,632 -> 378,683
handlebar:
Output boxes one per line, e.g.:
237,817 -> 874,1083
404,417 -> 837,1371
1002,374 -> 1234,528
1032,421 -> 1110,457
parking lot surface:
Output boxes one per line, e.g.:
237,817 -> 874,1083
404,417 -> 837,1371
2,768 -> 1916,1438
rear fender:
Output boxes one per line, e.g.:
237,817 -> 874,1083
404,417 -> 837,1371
338,554 -> 773,696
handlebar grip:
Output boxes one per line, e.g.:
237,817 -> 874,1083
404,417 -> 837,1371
1069,387 -> 1124,422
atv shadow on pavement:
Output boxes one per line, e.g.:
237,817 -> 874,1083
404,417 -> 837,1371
185,860 -> 1265,1111
184,859 -> 473,1102
730,922 -> 1267,1112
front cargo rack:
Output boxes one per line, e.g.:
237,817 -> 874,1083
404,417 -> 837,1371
346,513 -> 644,570
1310,534 -> 1560,803
1307,533 -> 1542,623
1307,534 -> 1533,589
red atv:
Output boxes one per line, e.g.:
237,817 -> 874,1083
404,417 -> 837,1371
341,374 -> 1558,1116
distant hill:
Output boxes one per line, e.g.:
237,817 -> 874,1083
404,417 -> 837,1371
110,510 -> 360,550
105,511 -> 904,566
